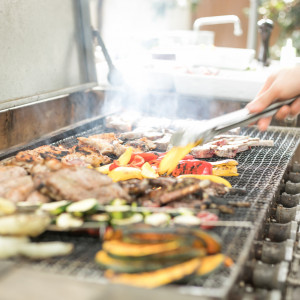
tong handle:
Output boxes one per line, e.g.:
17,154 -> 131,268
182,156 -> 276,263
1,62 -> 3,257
214,97 -> 298,134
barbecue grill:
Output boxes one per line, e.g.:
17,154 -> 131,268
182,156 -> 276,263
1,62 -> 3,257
1,1 -> 300,299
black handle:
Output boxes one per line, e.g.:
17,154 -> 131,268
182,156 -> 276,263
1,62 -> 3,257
92,28 -> 124,86
257,18 -> 274,66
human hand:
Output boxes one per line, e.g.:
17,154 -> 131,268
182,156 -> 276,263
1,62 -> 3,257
246,66 -> 300,130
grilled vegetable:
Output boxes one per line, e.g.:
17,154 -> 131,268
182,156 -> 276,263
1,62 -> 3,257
95,164 -> 111,174
95,250 -> 184,273
173,215 -> 201,227
172,160 -> 213,177
0,236 -> 29,259
40,200 -> 70,215
211,159 -> 239,177
128,155 -> 145,168
0,198 -> 16,216
177,174 -> 232,188
141,162 -> 159,179
105,257 -> 202,289
19,242 -> 74,259
88,213 -> 110,224
109,147 -> 134,171
111,213 -> 143,227
108,167 -> 143,182
130,152 -> 158,163
66,198 -> 98,217
144,213 -> 170,227
103,239 -> 181,258
118,147 -> 133,166
0,213 -> 51,237
56,213 -> 83,228
212,165 -> 239,177
193,230 -> 221,254
105,199 -> 132,219
159,143 -> 197,175
210,159 -> 238,166
196,254 -> 227,277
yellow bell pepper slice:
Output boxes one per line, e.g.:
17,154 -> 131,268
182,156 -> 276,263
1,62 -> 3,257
159,142 -> 197,175
108,167 -> 143,182
95,164 -> 112,175
212,165 -> 239,177
141,162 -> 159,179
210,159 -> 238,166
177,174 -> 232,188
118,147 -> 133,166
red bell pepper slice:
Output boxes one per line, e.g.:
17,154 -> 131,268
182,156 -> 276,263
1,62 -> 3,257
171,160 -> 213,177
128,155 -> 145,168
109,160 -> 120,171
129,152 -> 158,163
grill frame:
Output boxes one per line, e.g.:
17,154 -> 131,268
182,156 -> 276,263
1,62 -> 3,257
2,114 -> 300,298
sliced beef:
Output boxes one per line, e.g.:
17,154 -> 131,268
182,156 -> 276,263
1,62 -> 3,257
34,167 -> 129,204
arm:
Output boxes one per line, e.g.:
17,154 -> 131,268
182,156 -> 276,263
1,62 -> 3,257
246,66 -> 300,130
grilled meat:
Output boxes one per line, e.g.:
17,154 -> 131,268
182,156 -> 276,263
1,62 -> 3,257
119,129 -> 164,141
119,179 -> 151,196
139,177 -> 229,207
0,166 -> 27,182
34,167 -> 129,203
152,134 -> 172,151
15,145 -> 72,163
25,190 -> 50,204
191,145 -> 217,158
77,133 -> 126,157
0,176 -> 35,202
192,135 -> 274,159
105,114 -> 139,132
125,137 -> 157,152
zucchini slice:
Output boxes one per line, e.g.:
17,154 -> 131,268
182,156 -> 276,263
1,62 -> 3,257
173,215 -> 201,227
40,200 -> 70,215
56,213 -> 83,229
144,213 -> 170,227
66,198 -> 98,217
88,213 -> 110,223
111,213 -> 143,227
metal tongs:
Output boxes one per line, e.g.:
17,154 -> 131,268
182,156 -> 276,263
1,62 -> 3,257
170,97 -> 297,147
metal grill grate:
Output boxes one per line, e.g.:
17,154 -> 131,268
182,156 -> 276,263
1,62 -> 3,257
5,119 -> 300,298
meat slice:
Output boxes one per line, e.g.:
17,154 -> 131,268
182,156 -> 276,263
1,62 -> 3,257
152,134 -> 172,151
0,166 -> 27,182
125,138 -> 157,152
0,176 -> 35,202
191,145 -> 217,158
77,133 -> 126,157
35,167 -> 129,204
15,145 -> 72,163
214,145 -> 238,158
25,191 -> 50,204
105,115 -> 135,132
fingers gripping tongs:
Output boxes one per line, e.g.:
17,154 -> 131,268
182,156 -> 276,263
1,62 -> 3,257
170,98 -> 297,147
